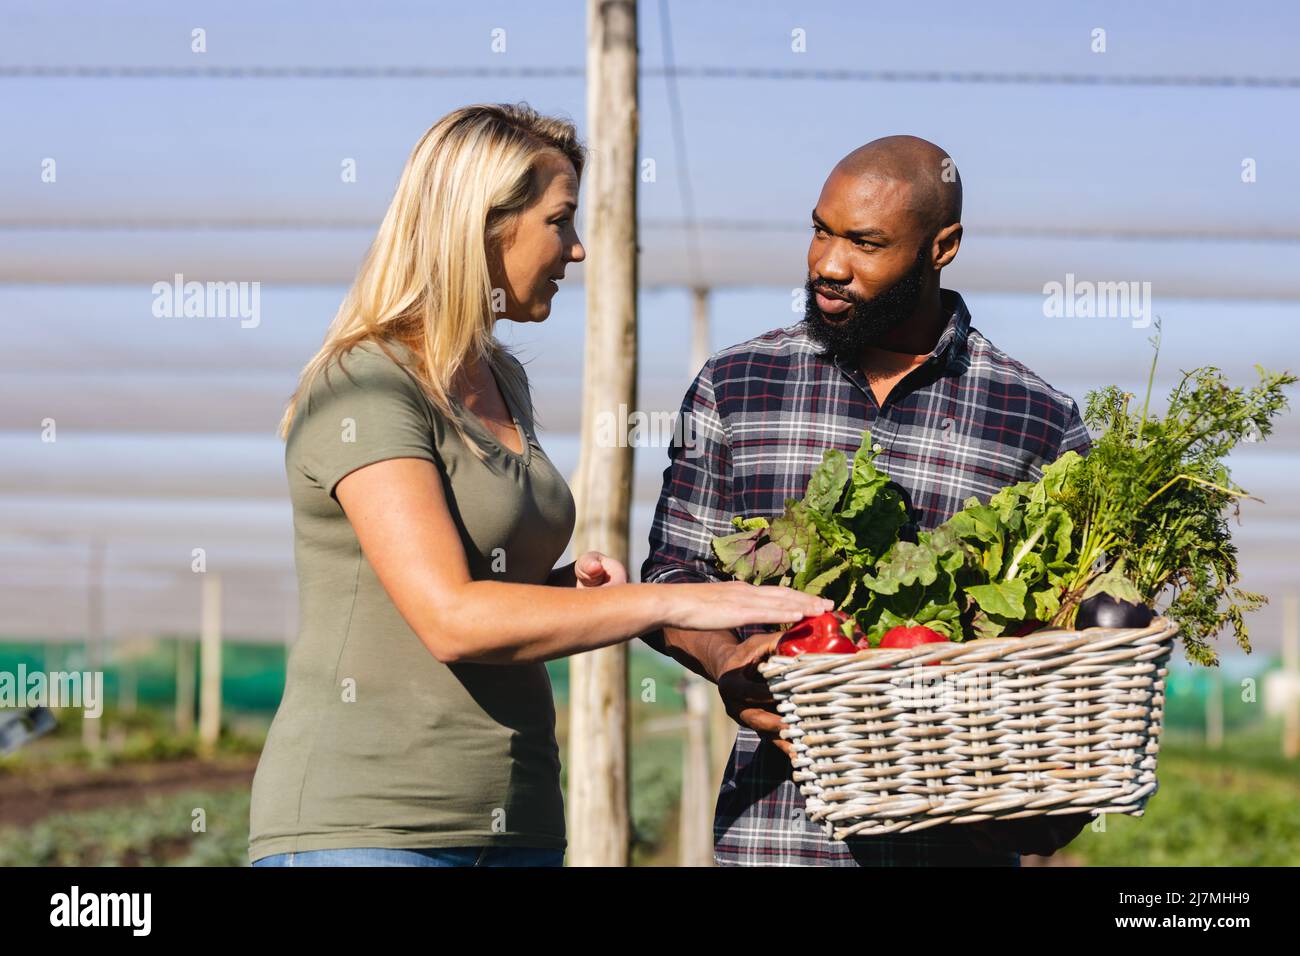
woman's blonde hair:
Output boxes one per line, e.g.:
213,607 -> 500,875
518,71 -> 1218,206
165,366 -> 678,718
277,102 -> 585,460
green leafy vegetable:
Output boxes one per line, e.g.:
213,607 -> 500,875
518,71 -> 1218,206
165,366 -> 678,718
1048,324 -> 1296,663
711,432 -> 906,606
710,336 -> 1295,665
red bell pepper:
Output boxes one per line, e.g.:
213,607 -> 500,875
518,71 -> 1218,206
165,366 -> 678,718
873,625 -> 952,667
878,625 -> 951,649
776,611 -> 862,656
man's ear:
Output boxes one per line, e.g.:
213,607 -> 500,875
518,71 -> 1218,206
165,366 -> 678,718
931,222 -> 963,270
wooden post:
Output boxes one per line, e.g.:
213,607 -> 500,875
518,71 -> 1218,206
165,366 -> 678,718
690,287 -> 710,376
1284,594 -> 1299,759
568,0 -> 638,867
678,286 -> 724,864
81,537 -> 104,750
175,636 -> 195,735
198,572 -> 223,757
680,675 -> 714,865
693,288 -> 736,793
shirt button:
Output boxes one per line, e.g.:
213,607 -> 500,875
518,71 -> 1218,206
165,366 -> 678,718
872,442 -> 883,453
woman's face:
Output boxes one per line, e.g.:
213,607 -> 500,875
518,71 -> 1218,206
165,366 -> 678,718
490,152 -> 585,323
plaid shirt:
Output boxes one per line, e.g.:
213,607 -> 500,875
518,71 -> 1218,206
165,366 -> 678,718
640,289 -> 1091,866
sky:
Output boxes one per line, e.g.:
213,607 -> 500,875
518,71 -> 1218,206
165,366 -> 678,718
1,0 -> 1298,662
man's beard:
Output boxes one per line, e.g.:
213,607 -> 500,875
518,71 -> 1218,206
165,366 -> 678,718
802,245 -> 929,360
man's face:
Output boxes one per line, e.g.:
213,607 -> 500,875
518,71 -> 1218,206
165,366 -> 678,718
803,168 -> 932,357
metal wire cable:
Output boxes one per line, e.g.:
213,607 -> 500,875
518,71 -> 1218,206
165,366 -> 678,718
657,0 -> 703,288
2,217 -> 1298,243
1,64 -> 1296,87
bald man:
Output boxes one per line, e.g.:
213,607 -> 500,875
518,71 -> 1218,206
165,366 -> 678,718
640,136 -> 1094,866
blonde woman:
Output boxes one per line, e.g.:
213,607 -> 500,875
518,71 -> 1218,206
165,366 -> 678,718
247,104 -> 829,868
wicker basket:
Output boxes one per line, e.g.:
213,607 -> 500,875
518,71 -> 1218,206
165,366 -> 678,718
759,618 -> 1178,841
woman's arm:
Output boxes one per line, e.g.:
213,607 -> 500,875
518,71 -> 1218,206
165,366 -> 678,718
334,457 -> 830,666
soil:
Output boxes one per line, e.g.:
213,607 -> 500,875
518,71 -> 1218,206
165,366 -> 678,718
0,756 -> 258,828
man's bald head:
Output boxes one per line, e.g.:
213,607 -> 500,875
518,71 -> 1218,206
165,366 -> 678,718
804,135 -> 966,358
833,135 -> 961,238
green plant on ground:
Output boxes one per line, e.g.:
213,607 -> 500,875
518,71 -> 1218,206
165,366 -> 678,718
1061,732 -> 1300,867
0,786 -> 252,867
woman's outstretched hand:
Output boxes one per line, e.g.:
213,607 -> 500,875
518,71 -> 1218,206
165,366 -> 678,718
666,581 -> 832,633
574,550 -> 628,588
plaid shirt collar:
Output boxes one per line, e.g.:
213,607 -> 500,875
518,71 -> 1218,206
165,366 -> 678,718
826,288 -> 973,395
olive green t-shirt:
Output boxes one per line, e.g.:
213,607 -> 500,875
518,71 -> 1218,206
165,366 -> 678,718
248,339 -> 576,861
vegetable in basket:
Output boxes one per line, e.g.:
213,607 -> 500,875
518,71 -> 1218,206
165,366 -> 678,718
711,431 -> 907,610
712,330 -> 1295,665
1046,331 -> 1295,663
878,625 -> 950,649
774,611 -> 861,656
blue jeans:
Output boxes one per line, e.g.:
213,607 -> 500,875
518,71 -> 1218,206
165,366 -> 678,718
252,846 -> 563,867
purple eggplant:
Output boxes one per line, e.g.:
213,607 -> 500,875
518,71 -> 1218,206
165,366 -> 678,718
1075,592 -> 1154,629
